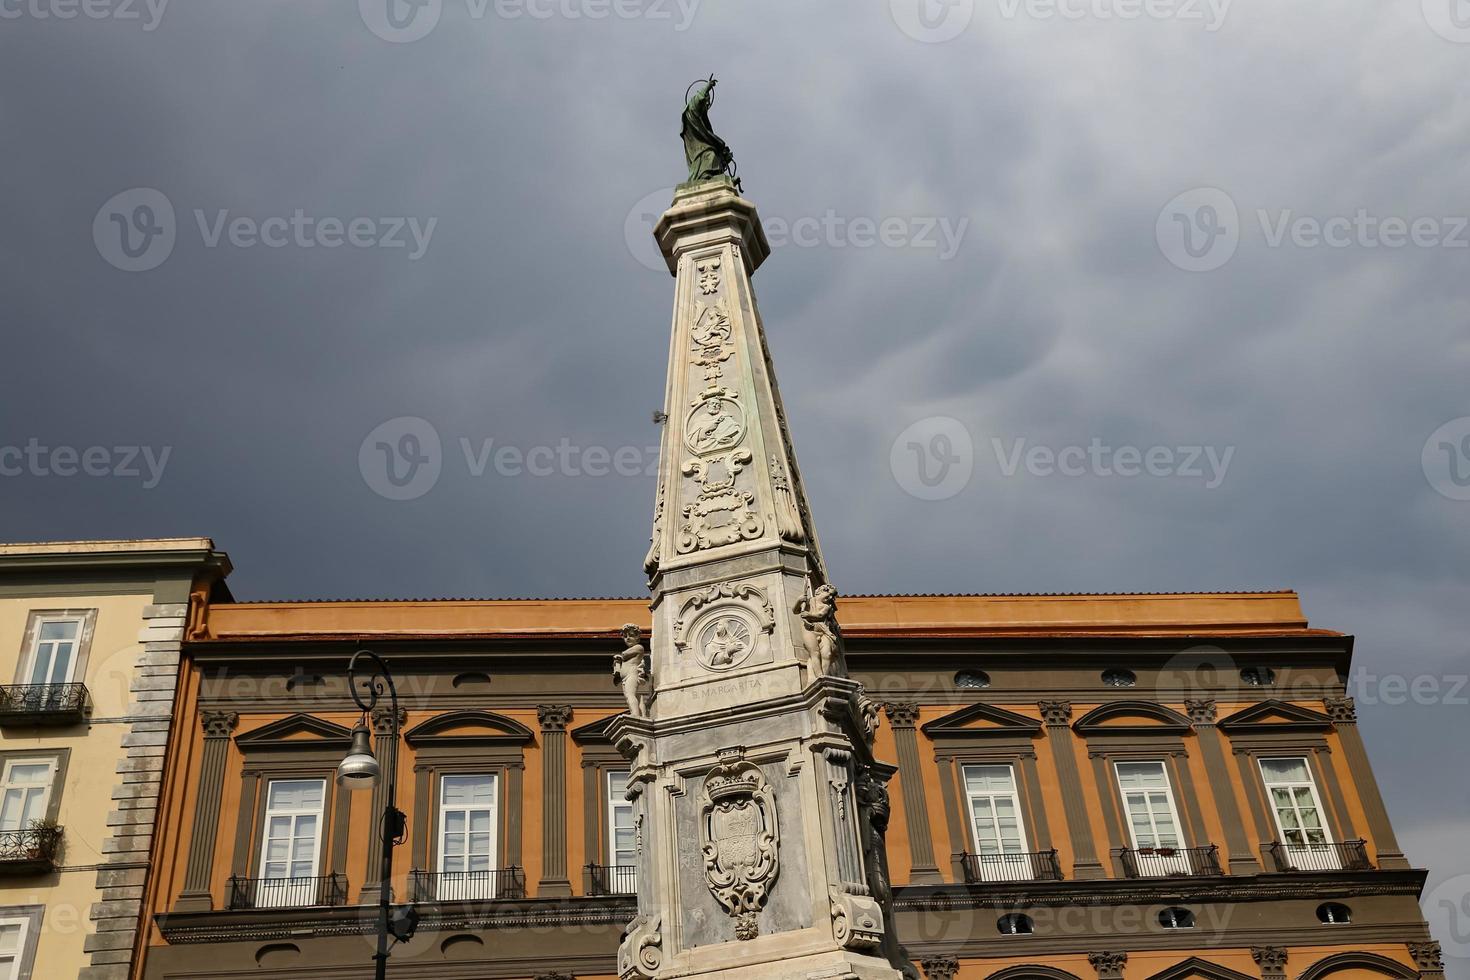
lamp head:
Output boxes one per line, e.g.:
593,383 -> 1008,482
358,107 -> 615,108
336,722 -> 380,790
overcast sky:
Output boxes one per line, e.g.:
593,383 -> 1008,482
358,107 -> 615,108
2,0 -> 1467,970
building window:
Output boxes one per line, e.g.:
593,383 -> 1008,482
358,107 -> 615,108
1102,669 -> 1137,688
602,771 -> 638,893
438,774 -> 498,899
962,765 -> 1033,881
1260,757 -> 1339,869
1159,907 -> 1195,928
1116,761 -> 1187,875
1317,902 -> 1351,924
997,913 -> 1033,935
257,779 -> 326,907
955,670 -> 991,689
0,917 -> 27,980
1240,667 -> 1276,686
20,618 -> 82,686
0,761 -> 55,832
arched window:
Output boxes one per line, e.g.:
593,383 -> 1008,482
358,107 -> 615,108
955,670 -> 992,689
997,913 -> 1034,935
1158,907 -> 1195,929
1102,669 -> 1137,688
1240,666 -> 1276,686
1317,902 -> 1351,924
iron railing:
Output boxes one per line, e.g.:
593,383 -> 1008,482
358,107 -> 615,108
0,684 -> 91,724
585,863 -> 639,895
409,867 -> 526,902
1265,840 -> 1372,872
1118,844 -> 1223,878
958,849 -> 1063,883
226,873 -> 348,910
0,826 -> 63,873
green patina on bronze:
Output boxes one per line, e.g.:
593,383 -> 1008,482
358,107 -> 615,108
681,75 -> 740,188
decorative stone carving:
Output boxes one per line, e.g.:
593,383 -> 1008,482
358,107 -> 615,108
535,973 -> 576,980
855,772 -> 893,908
370,705 -> 407,735
770,455 -> 805,543
1039,700 -> 1073,726
1252,946 -> 1288,978
643,483 -> 664,576
617,913 -> 662,980
1410,942 -> 1444,972
672,582 -> 776,671
794,583 -> 841,676
615,625 -> 652,719
919,955 -> 960,980
857,693 -> 881,746
1324,696 -> 1357,723
1089,951 -> 1127,980
699,748 -> 779,940
678,448 -> 762,552
537,704 -> 574,732
829,887 -> 884,952
697,257 -> 722,294
883,702 -> 920,730
1185,698 -> 1218,724
685,398 -> 746,455
202,710 -> 238,738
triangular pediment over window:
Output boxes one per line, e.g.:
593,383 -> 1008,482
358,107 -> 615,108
570,713 -> 626,745
1218,699 -> 1333,734
1072,701 -> 1193,737
920,703 -> 1042,738
403,709 -> 533,748
1144,958 -> 1257,980
234,713 -> 353,751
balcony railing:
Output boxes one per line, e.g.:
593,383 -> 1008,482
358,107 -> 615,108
959,850 -> 1063,883
1265,840 -> 1372,872
226,873 -> 348,910
1118,844 -> 1223,878
0,684 -> 91,725
409,867 -> 526,903
0,826 -> 63,874
585,863 -> 639,895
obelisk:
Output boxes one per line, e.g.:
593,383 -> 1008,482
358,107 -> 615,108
608,80 -> 915,980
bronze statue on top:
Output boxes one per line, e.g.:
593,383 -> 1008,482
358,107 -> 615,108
682,76 -> 740,189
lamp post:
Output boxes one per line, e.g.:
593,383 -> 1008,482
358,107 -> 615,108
337,649 -> 416,980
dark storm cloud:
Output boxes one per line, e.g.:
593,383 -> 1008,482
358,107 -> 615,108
1,0 -> 1467,968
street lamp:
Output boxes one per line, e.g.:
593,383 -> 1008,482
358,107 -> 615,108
337,649 -> 417,980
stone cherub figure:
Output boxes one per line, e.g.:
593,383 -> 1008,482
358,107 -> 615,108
681,75 -> 738,187
614,624 -> 652,719
793,583 -> 841,676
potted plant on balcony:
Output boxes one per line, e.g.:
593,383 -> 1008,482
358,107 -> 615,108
25,818 -> 62,865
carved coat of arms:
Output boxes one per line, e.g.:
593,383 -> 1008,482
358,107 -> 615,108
699,751 -> 779,940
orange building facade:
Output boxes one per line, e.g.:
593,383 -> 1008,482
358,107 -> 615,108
137,586 -> 1443,980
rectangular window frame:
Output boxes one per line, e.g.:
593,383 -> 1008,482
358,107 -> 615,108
1259,755 -> 1340,870
255,778 -> 327,908
435,772 -> 499,899
0,751 -> 68,833
0,907 -> 44,980
1114,760 -> 1190,876
13,610 -> 97,687
961,763 -> 1034,881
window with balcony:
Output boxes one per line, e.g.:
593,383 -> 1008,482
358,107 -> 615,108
254,779 -> 326,908
962,765 -> 1042,882
592,770 -> 638,895
0,755 -> 64,874
1,611 -> 94,725
1260,757 -> 1359,871
433,774 -> 499,901
1115,761 -> 1199,876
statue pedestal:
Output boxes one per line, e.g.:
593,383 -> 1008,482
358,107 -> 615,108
613,179 -> 913,980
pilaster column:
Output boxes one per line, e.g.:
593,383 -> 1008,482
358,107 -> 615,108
538,705 -> 574,896
1188,698 -> 1262,874
359,705 -> 407,903
173,710 -> 238,912
884,702 -> 941,884
1410,942 -> 1445,980
1089,951 -> 1127,980
1324,697 -> 1409,868
1252,947 -> 1288,980
1041,701 -> 1104,879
